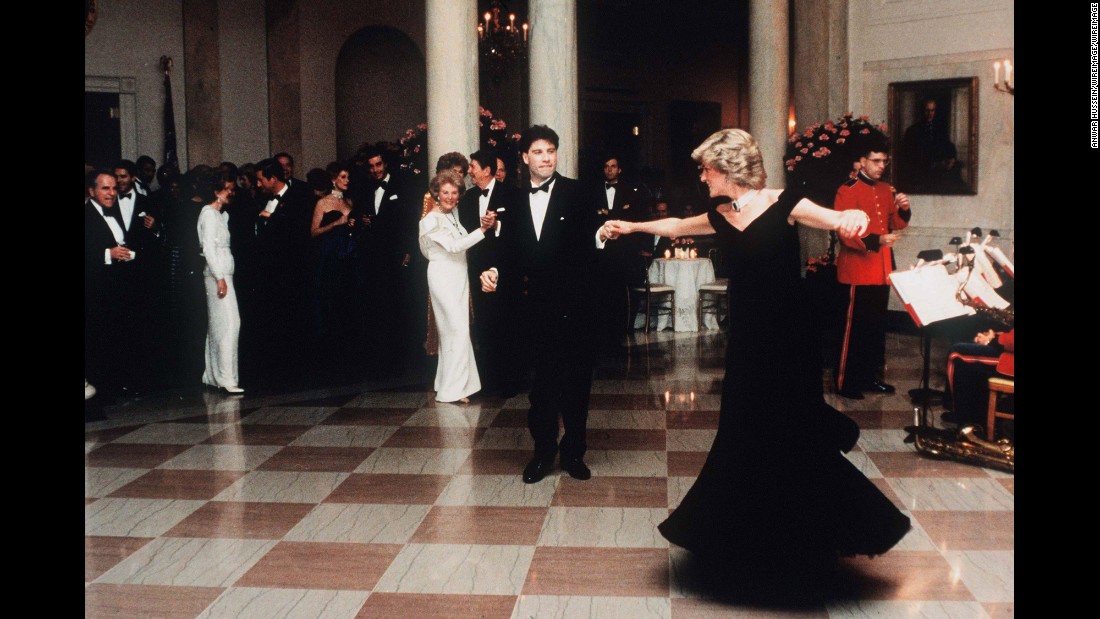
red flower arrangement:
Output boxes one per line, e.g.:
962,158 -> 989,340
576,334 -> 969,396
783,112 -> 889,209
394,106 -> 521,176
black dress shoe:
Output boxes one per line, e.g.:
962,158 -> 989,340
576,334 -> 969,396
561,457 -> 592,480
866,379 -> 896,394
837,386 -> 864,400
522,457 -> 555,484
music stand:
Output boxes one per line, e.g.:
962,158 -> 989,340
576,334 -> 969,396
907,249 -> 946,406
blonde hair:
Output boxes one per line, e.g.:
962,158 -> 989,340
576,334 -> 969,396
690,128 -> 766,190
429,169 -> 466,201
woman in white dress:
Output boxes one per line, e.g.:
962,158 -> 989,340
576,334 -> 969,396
196,172 -> 244,394
419,170 -> 495,403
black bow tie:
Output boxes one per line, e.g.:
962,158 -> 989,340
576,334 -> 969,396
100,204 -> 125,224
530,180 -> 552,194
377,180 -> 389,191
119,192 -> 133,201
605,182 -> 616,190
479,188 -> 491,198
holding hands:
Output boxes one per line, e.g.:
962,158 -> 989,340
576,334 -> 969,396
604,220 -> 632,239
480,210 -> 497,232
480,269 -> 498,293
836,210 -> 869,239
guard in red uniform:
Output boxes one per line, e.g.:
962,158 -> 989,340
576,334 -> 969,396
835,142 -> 912,399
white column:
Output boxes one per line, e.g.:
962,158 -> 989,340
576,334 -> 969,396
749,0 -> 789,188
528,0 -> 578,177
426,0 -> 480,171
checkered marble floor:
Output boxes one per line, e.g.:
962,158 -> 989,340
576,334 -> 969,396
85,331 -> 1013,618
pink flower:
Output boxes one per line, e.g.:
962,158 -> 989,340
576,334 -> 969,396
836,138 -> 846,144
803,129 -> 814,138
413,145 -> 420,152
878,123 -> 889,132
488,138 -> 497,146
819,134 -> 830,141
839,129 -> 850,136
479,107 -> 492,117
417,123 -> 427,130
512,133 -> 521,140
795,141 -> 802,148
859,115 -> 870,121
859,128 -> 870,134
800,148 -> 808,154
795,155 -> 802,161
491,119 -> 506,130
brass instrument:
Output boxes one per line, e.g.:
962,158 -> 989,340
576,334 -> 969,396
905,409 -> 1014,473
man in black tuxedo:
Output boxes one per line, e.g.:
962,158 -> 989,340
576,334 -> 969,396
480,125 -> 616,483
458,150 -> 522,396
274,152 -> 306,190
595,156 -> 647,345
85,170 -> 147,398
135,155 -> 157,196
243,158 -> 314,384
358,147 -> 418,371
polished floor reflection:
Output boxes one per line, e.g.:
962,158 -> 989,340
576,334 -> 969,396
85,330 -> 1013,618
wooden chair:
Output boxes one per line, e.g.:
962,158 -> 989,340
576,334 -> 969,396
697,279 -> 728,327
629,257 -> 675,333
986,376 -> 1014,440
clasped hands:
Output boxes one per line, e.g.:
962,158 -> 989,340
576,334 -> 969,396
480,210 -> 497,232
603,220 -> 631,240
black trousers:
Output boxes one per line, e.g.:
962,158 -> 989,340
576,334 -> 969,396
837,284 -> 889,390
945,343 -> 1000,423
526,309 -> 597,461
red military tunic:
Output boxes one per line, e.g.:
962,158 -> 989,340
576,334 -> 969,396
835,174 -> 910,285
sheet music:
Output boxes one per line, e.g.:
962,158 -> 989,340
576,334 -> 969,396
887,264 -> 976,326
961,268 -> 1010,309
983,245 -> 1015,277
972,248 -> 1003,289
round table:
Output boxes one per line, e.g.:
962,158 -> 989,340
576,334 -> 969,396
640,258 -> 719,332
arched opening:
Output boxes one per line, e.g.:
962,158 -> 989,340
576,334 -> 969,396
335,26 -> 426,159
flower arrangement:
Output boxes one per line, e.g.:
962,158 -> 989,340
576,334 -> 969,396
783,113 -> 889,208
393,106 -> 521,177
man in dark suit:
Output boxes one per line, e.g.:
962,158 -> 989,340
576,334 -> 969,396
243,158 -> 314,384
458,150 -> 522,396
274,152 -> 306,190
85,170 -> 146,398
358,147 -> 418,371
480,125 -> 614,483
595,156 -> 647,344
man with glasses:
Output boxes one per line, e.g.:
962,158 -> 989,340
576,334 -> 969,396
834,138 -> 912,400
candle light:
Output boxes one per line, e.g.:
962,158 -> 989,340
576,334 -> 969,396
664,249 -> 671,259
522,23 -> 528,42
509,13 -> 515,29
1004,60 -> 1012,87
993,61 -> 1000,85
484,12 -> 491,29
477,24 -> 484,39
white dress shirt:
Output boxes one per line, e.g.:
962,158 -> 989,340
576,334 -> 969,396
604,183 -> 617,211
264,184 -> 288,214
91,201 -> 128,264
117,191 -> 136,231
529,178 -> 554,241
374,173 -> 391,213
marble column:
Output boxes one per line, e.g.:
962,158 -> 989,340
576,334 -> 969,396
528,0 -> 578,177
426,0 -> 480,172
748,0 -> 789,189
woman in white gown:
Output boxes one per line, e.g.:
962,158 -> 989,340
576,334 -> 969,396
419,170 -> 495,403
197,172 -> 244,394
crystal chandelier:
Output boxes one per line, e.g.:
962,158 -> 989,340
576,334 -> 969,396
478,1 -> 528,82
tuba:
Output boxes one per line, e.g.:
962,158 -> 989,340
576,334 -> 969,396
905,409 -> 1013,473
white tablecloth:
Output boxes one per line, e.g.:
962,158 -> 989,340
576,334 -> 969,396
637,258 -> 719,332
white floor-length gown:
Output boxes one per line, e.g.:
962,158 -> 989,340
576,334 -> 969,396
197,205 -> 241,389
419,209 -> 485,402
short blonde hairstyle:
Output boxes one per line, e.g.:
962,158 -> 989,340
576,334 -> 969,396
690,128 -> 766,190
429,169 -> 466,201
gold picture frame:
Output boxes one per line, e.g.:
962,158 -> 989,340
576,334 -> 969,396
888,77 -> 978,195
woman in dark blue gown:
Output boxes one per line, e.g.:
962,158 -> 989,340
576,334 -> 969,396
607,129 -> 910,572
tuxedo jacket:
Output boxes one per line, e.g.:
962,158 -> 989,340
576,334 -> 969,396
362,171 -> 417,264
495,174 -> 601,320
457,180 -> 519,281
253,181 -> 314,285
85,201 -> 139,308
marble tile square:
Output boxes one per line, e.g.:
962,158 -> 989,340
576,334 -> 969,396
587,410 -> 668,430
588,394 -> 664,410
866,452 -> 994,478
342,392 -> 432,408
522,547 -> 669,597
285,503 -> 430,544
382,426 -> 486,449
289,425 -> 399,448
86,467 -> 148,498
84,583 -> 225,619
436,474 -> 557,507
665,410 -> 719,430
163,501 -> 316,539
890,511 -> 938,552
824,600 -> 988,618
324,472 -> 451,504
983,468 -> 1014,479
357,593 -> 517,619
113,423 -> 229,445
552,476 -> 668,508
205,424 -> 312,446
257,446 -> 375,472
85,424 -> 146,445
489,409 -> 530,428
834,551 -> 975,601
86,498 -> 207,537
667,477 -> 695,511
97,537 -> 277,586
887,479 -> 1014,512
158,445 -> 283,471
845,410 -> 918,430
855,429 -> 913,452
282,393 -> 362,407
586,450 -> 668,477
373,544 -> 535,595
477,427 -> 537,450
214,471 -> 349,503
943,551 -> 1014,603
86,443 -> 193,468
667,451 -> 707,477
514,595 -> 670,618
910,511 -> 1014,551
587,428 -> 667,451
108,469 -> 246,500
403,407 -> 501,427
841,450 -> 884,479
538,507 -> 669,548
410,506 -> 548,545
983,602 -> 1014,619
321,407 -> 418,426
666,429 -> 716,452
197,587 -> 370,619
671,597 -> 827,617
997,478 -> 1013,494
355,448 -> 472,474
235,541 -> 403,590
457,449 -> 532,475
240,406 -> 339,425
86,536 -> 155,582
